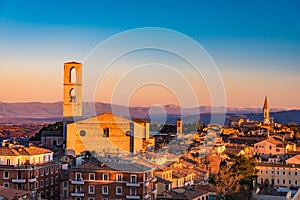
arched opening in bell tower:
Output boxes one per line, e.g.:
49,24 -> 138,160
70,88 -> 76,102
70,67 -> 76,83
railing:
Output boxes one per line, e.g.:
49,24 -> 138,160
71,178 -> 84,184
29,177 -> 37,182
12,178 -> 26,183
126,195 -> 140,199
126,182 -> 140,187
71,190 -> 84,197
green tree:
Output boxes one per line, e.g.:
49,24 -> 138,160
213,153 -> 257,200
30,121 -> 63,141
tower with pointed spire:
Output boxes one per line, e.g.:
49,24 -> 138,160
263,96 -> 270,125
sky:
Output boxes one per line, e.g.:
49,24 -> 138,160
0,0 -> 299,109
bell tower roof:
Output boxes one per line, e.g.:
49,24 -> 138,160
263,96 -> 269,109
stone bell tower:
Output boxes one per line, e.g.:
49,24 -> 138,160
63,61 -> 82,121
263,96 -> 270,125
63,61 -> 82,144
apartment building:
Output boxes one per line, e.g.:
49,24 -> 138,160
68,159 -> 157,200
0,145 -> 60,199
256,162 -> 300,187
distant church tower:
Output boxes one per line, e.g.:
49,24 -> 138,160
176,119 -> 183,138
263,96 -> 270,125
63,61 -> 83,142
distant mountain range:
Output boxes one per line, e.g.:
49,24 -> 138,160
0,102 -> 299,125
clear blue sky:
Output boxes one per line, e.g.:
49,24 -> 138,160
0,0 -> 299,109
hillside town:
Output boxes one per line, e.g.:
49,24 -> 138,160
0,62 -> 299,200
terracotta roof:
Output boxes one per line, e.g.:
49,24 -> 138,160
0,186 -> 29,199
71,159 -> 153,173
165,188 -> 208,199
0,146 -> 52,156
156,176 -> 172,184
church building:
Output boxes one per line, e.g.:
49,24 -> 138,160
62,62 -> 150,156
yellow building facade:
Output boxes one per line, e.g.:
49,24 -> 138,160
63,61 -> 150,155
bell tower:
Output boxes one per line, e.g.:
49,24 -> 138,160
263,96 -> 270,125
63,61 -> 82,122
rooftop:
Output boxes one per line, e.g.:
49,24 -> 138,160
0,146 -> 52,156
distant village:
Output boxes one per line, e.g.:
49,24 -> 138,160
0,62 -> 299,200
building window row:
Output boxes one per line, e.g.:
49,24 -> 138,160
75,173 -> 127,182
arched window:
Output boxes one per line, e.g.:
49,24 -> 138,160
6,159 -> 10,165
70,88 -> 76,102
70,67 -> 76,83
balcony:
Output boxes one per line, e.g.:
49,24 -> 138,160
29,177 -> 37,182
12,179 -> 26,183
126,195 -> 140,199
71,191 -> 84,197
126,182 -> 140,187
71,178 -> 84,184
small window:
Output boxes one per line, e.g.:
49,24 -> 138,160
63,181 -> 68,188
103,128 -> 109,137
50,177 -> 54,185
102,186 -> 108,194
89,185 -> 95,194
45,178 -> 49,186
6,159 -> 10,165
45,168 -> 49,175
35,181 -> 39,189
75,172 -> 82,180
283,179 -> 286,184
130,175 -> 137,183
3,172 -> 9,179
103,174 -> 109,181
295,180 -> 298,185
41,180 -> 44,188
3,183 -> 9,188
80,130 -> 86,136
116,174 -> 122,182
89,173 -> 95,180
116,186 -> 122,195
277,179 -> 279,184
296,172 -> 298,176
283,171 -> 286,175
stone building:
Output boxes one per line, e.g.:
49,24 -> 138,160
256,162 -> 300,188
0,145 -> 60,199
68,159 -> 157,200
63,61 -> 151,156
